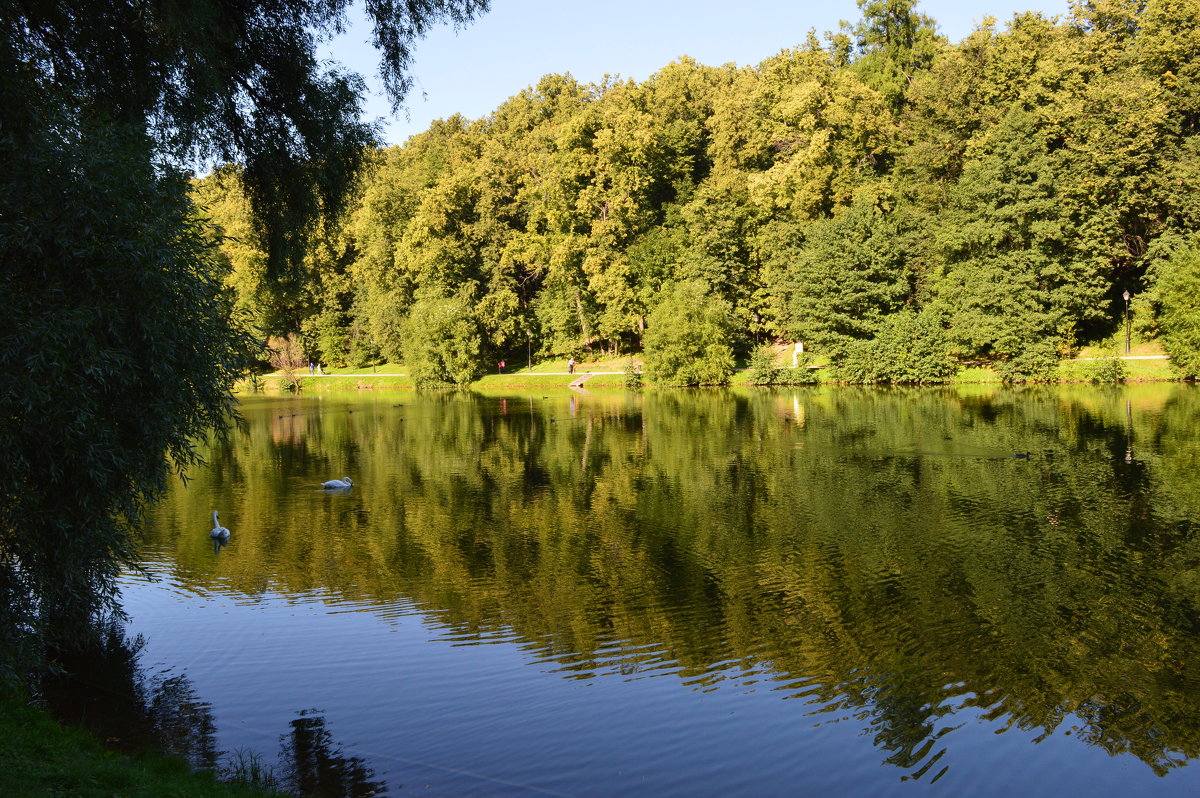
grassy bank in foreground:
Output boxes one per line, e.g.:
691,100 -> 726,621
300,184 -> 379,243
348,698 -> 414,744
0,694 -> 276,798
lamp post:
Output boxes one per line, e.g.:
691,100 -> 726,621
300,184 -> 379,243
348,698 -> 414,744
1122,290 -> 1131,355
525,329 -> 532,371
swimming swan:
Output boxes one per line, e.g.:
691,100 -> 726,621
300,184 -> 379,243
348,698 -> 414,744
321,477 -> 353,489
210,510 -> 231,542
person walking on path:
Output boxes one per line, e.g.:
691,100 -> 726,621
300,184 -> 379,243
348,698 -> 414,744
568,357 -> 575,374
499,360 -> 505,374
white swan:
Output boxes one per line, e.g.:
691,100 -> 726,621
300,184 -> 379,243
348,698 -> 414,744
321,476 -> 353,489
210,510 -> 231,542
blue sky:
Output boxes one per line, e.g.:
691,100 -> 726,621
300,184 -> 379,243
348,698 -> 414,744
322,0 -> 1070,146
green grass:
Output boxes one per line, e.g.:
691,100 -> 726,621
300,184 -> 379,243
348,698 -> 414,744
952,366 -> 1001,383
1075,337 -> 1165,359
252,373 -> 415,390
302,374 -> 416,389
0,693 -> 278,798
475,373 -> 588,388
321,363 -> 407,375
247,348 -> 1184,393
1058,354 -> 1177,383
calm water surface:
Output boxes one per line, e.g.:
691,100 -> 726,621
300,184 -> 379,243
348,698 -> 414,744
119,385 -> 1200,796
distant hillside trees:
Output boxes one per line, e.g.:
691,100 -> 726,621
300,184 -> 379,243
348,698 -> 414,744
197,0 -> 1200,384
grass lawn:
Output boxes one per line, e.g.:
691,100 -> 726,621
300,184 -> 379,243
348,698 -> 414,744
246,343 -> 1183,392
1059,356 -> 1177,382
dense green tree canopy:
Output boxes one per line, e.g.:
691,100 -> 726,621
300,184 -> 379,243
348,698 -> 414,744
1147,242 -> 1200,376
196,0 -> 1200,380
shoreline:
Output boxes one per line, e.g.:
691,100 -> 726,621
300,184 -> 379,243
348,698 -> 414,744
252,355 -> 1178,391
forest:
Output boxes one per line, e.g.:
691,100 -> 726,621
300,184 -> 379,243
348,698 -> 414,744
197,0 -> 1200,386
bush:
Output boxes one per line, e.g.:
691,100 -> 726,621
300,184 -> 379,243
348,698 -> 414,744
995,340 -> 1060,383
1084,357 -> 1127,384
782,353 -> 821,385
643,281 -> 736,386
836,311 -> 956,384
747,346 -> 820,386
268,333 -> 306,391
746,346 -> 781,386
400,296 -> 482,387
624,358 -> 644,389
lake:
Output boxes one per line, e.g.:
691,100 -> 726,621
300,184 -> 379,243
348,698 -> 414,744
115,384 -> 1200,796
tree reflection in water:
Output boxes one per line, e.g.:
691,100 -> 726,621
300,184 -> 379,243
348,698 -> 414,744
39,616 -> 385,796
40,616 -> 219,771
281,710 -> 385,797
140,385 -> 1200,784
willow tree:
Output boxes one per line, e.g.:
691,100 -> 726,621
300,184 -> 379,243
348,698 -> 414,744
0,0 -> 488,663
